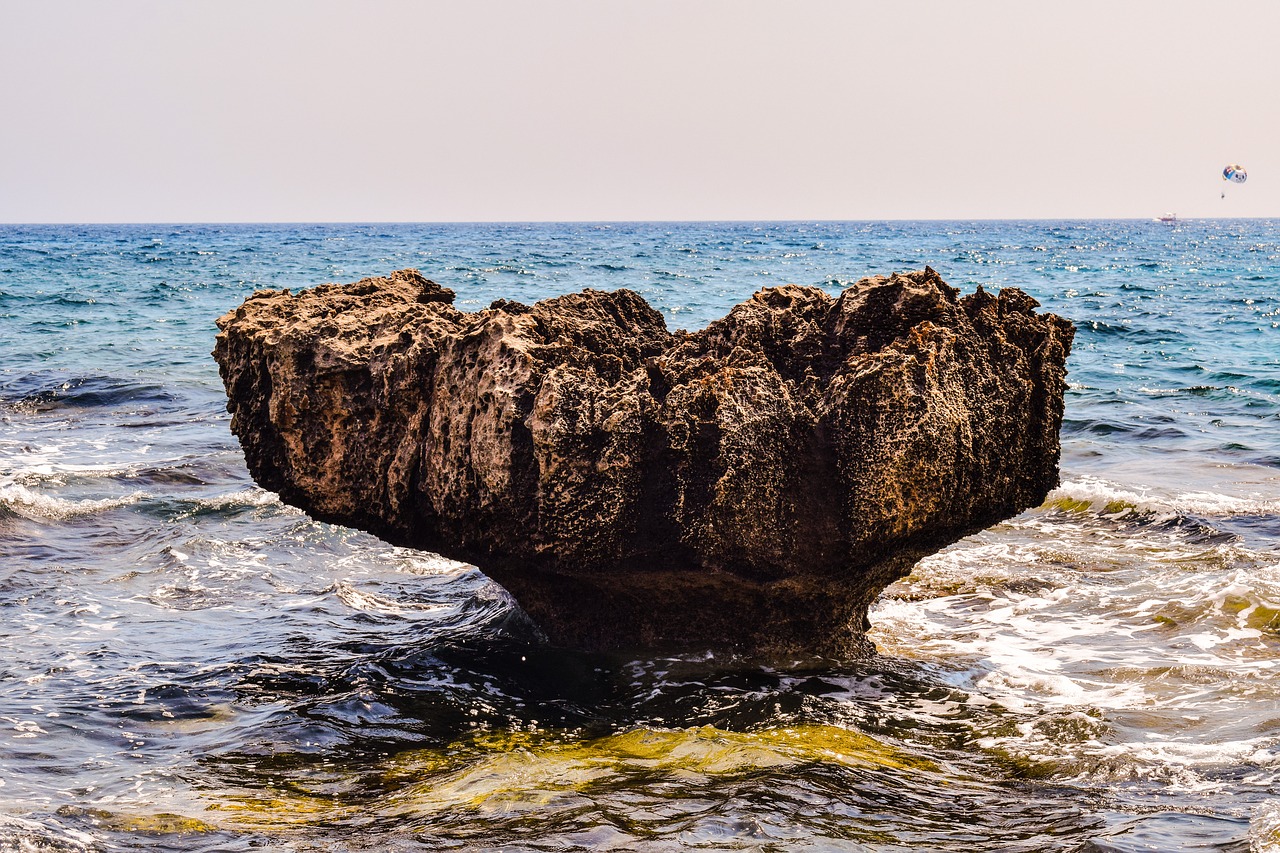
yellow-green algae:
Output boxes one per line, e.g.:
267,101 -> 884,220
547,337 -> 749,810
55,806 -> 217,835
203,792 -> 365,829
191,723 -> 938,829
378,724 -> 937,816
1044,495 -> 1137,516
1151,595 -> 1280,634
1247,604 -> 1280,634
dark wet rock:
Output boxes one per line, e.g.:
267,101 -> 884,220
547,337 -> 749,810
213,267 -> 1074,656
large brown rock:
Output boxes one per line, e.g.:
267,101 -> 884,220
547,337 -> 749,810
213,267 -> 1073,656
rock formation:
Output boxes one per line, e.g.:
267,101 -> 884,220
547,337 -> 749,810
213,267 -> 1073,656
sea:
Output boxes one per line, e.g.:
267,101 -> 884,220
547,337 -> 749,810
1,220 -> 1278,852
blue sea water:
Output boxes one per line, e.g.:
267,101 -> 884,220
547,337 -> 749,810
1,220 -> 1279,851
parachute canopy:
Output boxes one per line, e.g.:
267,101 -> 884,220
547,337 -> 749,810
1223,164 -> 1248,183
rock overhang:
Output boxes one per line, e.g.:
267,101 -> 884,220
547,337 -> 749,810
214,267 -> 1074,656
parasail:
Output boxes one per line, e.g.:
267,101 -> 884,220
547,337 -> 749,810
1223,164 -> 1248,183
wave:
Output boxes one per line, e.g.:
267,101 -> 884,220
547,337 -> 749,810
0,483 -> 146,520
1250,377 -> 1280,393
0,814 -> 96,852
1077,321 -> 1184,343
1251,802 -> 1280,852
974,721 -> 1280,791
4,457 -> 228,487
1046,477 -> 1280,520
333,580 -> 451,617
183,488 -> 281,512
1061,417 -> 1151,438
2,374 -> 178,412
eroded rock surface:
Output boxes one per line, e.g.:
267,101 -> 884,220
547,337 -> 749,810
214,267 -> 1074,655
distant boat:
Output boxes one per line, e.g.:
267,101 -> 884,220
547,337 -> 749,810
1157,213 -> 1178,224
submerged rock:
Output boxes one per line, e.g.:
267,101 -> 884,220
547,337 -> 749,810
213,267 -> 1073,656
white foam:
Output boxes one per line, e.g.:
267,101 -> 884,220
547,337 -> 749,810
190,488 -> 281,511
871,505 -> 1280,793
0,483 -> 145,520
977,726 -> 1280,792
393,550 -> 475,577
334,581 -> 449,617
1051,475 -> 1280,518
1251,800 -> 1280,853
0,814 -> 96,852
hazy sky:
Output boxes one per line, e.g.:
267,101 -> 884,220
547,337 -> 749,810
2,0 -> 1276,222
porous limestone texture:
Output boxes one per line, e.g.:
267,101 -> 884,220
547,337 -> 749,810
213,267 -> 1074,656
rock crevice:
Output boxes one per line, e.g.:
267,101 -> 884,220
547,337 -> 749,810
214,267 -> 1073,655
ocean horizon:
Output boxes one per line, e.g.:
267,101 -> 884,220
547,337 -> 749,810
1,215 -> 1273,225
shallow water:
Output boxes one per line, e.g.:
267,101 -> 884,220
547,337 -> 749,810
2,220 -> 1278,851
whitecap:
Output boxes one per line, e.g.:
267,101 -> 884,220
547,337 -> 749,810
1050,476 -> 1280,519
187,488 -> 282,512
0,483 -> 145,520
0,813 -> 96,852
333,580 -> 449,617
1251,800 -> 1280,852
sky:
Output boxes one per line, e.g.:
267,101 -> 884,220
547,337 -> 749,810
1,0 -> 1276,222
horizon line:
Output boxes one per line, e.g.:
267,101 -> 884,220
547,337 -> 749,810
0,215 -> 1276,227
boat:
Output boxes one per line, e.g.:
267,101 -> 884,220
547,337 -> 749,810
1157,213 -> 1178,224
